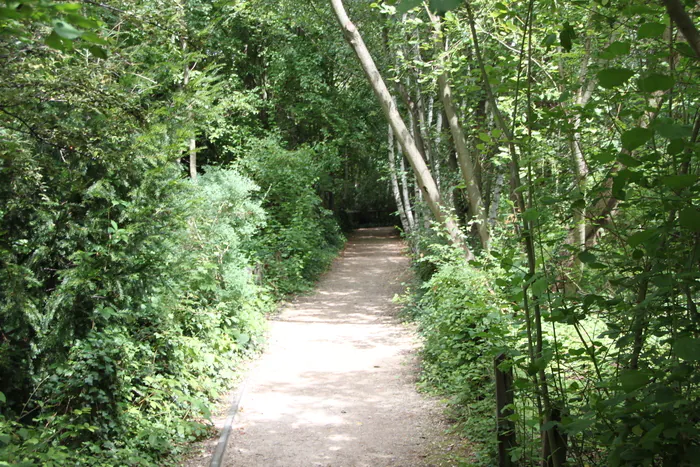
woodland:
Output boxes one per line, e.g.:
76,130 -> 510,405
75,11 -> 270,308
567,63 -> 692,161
0,0 -> 699,465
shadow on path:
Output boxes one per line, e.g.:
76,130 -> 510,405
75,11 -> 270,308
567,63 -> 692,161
217,227 -> 450,467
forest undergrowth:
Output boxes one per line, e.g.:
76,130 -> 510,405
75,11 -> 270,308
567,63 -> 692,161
3,0 -> 700,465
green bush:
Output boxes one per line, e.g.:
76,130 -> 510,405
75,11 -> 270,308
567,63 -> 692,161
0,137 -> 273,465
242,138 -> 345,296
407,242 -> 511,464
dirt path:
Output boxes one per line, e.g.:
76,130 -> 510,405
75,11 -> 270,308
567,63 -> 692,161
186,227 -> 463,467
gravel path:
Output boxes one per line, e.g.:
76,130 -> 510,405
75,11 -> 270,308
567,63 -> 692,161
184,227 -> 465,467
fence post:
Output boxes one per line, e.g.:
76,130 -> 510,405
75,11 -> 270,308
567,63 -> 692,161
495,353 -> 517,467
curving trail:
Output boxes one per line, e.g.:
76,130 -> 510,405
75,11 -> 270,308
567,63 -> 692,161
186,227 -> 462,467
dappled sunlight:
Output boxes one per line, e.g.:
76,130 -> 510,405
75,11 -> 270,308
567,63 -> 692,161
224,227 -> 443,466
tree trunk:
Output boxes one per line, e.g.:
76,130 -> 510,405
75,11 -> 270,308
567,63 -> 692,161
433,102 -> 443,189
181,37 -> 197,181
437,74 -> 489,250
398,149 -> 416,230
330,0 -> 471,258
462,2 -> 566,463
488,172 -> 504,227
430,14 -> 490,251
388,124 -> 411,233
661,0 -> 700,58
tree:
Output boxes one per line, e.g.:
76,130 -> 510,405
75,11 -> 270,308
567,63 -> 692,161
330,0 -> 472,258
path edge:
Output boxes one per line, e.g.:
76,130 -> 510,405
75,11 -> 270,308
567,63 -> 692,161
208,377 -> 249,467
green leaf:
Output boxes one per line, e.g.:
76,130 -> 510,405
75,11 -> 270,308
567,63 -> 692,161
637,22 -> 666,39
560,22 -> 576,52
531,277 -> 548,297
81,31 -> 109,45
667,139 -> 685,155
522,208 -> 540,222
52,20 -> 83,40
0,391 -> 5,404
597,68 -> 634,89
45,31 -> 66,50
578,250 -> 596,263
54,3 -> 83,12
66,14 -> 100,29
600,40 -> 631,59
396,0 -> 422,13
0,7 -> 23,19
89,46 -> 108,59
583,294 -> 604,310
591,148 -> 616,163
541,420 -> 559,432
673,337 -> 700,361
640,423 -> 665,447
660,174 -> 697,190
679,207 -> 700,232
542,33 -> 557,49
619,370 -> 650,392
637,73 -> 674,93
617,152 -> 641,167
237,333 -> 250,346
676,42 -> 695,57
563,416 -> 595,435
621,128 -> 653,151
627,229 -> 657,247
612,170 -> 629,199
655,122 -> 693,140
478,132 -> 491,143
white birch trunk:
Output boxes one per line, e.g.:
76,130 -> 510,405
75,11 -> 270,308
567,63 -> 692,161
181,37 -> 197,181
399,148 -> 415,230
388,124 -> 411,233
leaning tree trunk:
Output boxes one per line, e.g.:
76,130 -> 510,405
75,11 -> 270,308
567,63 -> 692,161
429,13 -> 490,251
661,0 -> 700,58
330,0 -> 471,259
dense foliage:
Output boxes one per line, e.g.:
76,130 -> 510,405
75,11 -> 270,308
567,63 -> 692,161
368,0 -> 700,465
0,1 -> 364,464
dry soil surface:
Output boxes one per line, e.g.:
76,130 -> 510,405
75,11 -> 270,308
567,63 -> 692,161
184,227 -> 468,467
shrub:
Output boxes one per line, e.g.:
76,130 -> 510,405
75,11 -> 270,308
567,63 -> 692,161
242,138 -> 345,296
408,243 -> 511,464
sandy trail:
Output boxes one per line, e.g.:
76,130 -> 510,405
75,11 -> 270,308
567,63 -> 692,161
189,227 -> 457,467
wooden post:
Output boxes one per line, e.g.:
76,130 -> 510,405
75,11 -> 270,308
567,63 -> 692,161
495,353 -> 517,467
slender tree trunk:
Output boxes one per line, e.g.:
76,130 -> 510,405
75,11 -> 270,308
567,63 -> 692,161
568,101 -> 591,258
430,13 -> 490,251
488,172 -> 504,227
437,73 -> 489,249
388,124 -> 411,232
560,30 -> 595,258
343,156 -> 350,208
434,104 -> 443,189
181,38 -> 197,181
398,149 -> 415,230
330,0 -> 471,258
462,2 -> 565,463
188,137 -> 197,180
661,0 -> 700,58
